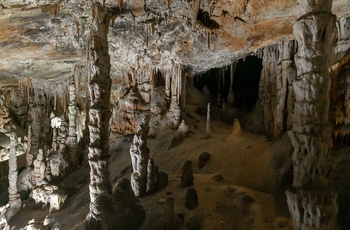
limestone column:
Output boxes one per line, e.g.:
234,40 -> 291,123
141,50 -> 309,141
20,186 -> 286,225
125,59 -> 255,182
165,71 -> 171,102
67,77 -> 77,148
28,92 -> 40,158
67,77 -> 78,166
180,69 -> 188,111
286,0 -> 338,229
85,2 -> 117,228
6,133 -> 21,221
274,40 -> 296,138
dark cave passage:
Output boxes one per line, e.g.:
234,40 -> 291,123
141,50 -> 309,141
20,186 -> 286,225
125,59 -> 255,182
194,55 -> 263,112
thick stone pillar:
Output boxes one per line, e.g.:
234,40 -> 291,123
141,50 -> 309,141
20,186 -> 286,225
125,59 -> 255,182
286,0 -> 338,229
85,2 -> 117,228
6,133 -> 21,221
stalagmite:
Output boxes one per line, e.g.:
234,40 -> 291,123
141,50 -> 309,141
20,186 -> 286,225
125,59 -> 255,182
52,127 -> 58,152
67,77 -> 78,166
5,133 -> 21,221
146,158 -> 156,194
85,2 -> 118,228
181,160 -> 194,188
33,149 -> 47,186
26,125 -> 33,167
130,115 -> 150,197
165,71 -> 171,102
67,77 -> 77,148
164,193 -> 174,229
180,69 -> 188,111
286,0 -> 338,229
205,103 -> 210,138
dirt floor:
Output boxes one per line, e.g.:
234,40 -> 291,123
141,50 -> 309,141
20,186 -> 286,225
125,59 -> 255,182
4,113 -> 295,230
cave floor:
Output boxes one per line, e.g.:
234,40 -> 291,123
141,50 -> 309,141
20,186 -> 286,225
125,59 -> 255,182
8,115 -> 293,230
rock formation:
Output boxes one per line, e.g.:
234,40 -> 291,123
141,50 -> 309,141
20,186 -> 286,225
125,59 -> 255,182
130,115 -> 151,197
175,119 -> 189,140
257,40 -> 297,138
164,193 -> 174,229
146,158 -> 156,194
0,95 -> 10,130
26,125 -> 33,167
67,77 -> 78,166
5,133 -> 21,221
85,2 -> 118,228
33,149 -> 47,186
27,89 -> 50,159
185,188 -> 198,209
286,0 -> 338,229
181,161 -> 194,188
198,152 -> 211,169
0,0 -> 350,229
205,103 -> 211,138
31,184 -> 68,214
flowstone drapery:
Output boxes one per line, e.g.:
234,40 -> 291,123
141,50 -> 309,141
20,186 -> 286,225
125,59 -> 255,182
259,40 -> 296,138
286,0 -> 338,229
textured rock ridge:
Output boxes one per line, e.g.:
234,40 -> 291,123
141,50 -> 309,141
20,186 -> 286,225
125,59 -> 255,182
85,2 -> 118,228
286,0 -> 338,229
130,115 -> 151,197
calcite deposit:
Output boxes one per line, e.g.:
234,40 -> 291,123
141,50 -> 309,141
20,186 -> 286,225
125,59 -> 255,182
0,0 -> 350,229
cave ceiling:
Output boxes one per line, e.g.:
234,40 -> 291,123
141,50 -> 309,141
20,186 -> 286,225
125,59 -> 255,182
0,0 -> 350,88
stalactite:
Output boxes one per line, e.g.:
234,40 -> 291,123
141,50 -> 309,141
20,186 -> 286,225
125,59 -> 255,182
286,0 -> 338,229
177,64 -> 182,105
145,24 -> 149,47
227,62 -> 236,105
192,0 -> 201,30
222,66 -> 225,92
274,40 -> 296,138
217,70 -> 221,106
208,31 -> 210,49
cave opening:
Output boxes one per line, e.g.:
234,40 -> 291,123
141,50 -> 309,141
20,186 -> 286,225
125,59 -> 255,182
194,55 -> 263,113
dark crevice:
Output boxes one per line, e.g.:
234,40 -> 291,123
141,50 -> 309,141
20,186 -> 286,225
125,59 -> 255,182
193,55 -> 262,113
197,9 -> 220,29
234,17 -> 246,23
